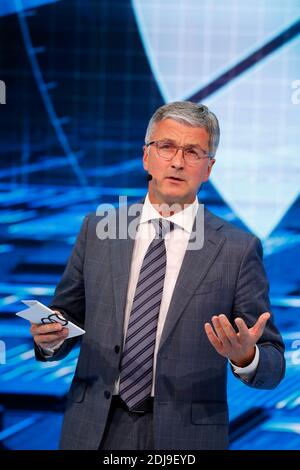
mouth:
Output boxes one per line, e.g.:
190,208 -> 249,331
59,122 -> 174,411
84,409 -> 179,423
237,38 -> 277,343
165,176 -> 185,182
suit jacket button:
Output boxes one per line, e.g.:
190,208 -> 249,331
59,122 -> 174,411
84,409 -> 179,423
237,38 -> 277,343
104,391 -> 111,399
114,345 -> 120,354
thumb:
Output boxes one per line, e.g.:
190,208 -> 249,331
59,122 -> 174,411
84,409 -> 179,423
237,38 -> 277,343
252,311 -> 270,339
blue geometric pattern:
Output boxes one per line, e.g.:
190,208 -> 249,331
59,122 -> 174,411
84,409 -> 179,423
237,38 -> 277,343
0,0 -> 59,17
0,0 -> 299,450
132,0 -> 300,238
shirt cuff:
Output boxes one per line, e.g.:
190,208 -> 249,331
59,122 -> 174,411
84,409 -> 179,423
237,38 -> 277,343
39,340 -> 65,357
230,344 -> 260,379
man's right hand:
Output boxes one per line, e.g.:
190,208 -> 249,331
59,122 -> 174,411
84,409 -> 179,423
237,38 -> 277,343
30,315 -> 69,349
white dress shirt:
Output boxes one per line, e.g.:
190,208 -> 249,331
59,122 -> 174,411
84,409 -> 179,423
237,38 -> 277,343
113,194 -> 259,395
43,194 -> 259,390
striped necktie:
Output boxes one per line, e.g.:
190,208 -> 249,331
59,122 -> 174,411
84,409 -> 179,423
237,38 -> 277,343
119,219 -> 174,411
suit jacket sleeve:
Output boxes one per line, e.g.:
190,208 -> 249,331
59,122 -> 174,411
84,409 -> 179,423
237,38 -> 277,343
231,235 -> 285,389
35,215 -> 89,362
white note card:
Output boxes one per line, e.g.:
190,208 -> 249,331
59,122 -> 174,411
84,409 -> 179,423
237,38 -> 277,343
16,300 -> 85,339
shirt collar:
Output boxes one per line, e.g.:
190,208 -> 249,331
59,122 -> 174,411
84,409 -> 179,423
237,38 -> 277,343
139,193 -> 199,234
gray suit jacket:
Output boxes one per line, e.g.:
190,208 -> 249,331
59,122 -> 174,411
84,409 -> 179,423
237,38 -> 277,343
35,205 -> 285,450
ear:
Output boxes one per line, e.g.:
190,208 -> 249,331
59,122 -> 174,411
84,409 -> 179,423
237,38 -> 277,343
143,145 -> 149,171
203,158 -> 215,182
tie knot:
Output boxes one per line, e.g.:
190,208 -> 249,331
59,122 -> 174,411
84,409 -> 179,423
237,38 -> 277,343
151,219 -> 175,238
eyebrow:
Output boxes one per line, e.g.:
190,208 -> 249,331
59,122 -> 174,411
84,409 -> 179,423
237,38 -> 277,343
159,138 -> 202,147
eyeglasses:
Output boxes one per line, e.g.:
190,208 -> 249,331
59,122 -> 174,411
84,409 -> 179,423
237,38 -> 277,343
146,140 -> 212,166
41,313 -> 69,326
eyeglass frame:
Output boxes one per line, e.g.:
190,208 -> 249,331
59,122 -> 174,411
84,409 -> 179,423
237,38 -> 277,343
41,312 -> 69,326
145,139 -> 214,165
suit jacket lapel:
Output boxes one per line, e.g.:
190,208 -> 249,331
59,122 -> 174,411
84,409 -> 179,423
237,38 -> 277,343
159,209 -> 226,352
110,203 -> 141,328
110,202 -> 226,348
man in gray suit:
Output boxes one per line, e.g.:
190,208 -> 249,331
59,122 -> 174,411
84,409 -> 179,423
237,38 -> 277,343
30,101 -> 285,450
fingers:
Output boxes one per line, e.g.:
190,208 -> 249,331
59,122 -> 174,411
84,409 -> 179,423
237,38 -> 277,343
30,321 -> 63,336
217,314 -> 240,346
204,314 -> 239,356
204,322 -> 224,354
233,311 -> 271,344
34,328 -> 69,347
30,315 -> 69,348
205,311 -> 270,363
205,314 -> 251,353
210,316 -> 230,347
234,317 -> 249,343
211,315 -> 239,348
251,311 -> 271,340
257,311 -> 271,325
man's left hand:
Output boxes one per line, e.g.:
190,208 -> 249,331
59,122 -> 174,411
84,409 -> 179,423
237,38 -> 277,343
204,312 -> 270,367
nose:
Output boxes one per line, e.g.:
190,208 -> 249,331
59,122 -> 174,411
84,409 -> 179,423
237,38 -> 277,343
171,147 -> 185,169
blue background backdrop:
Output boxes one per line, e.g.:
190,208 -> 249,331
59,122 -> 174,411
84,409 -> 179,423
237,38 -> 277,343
0,0 -> 299,449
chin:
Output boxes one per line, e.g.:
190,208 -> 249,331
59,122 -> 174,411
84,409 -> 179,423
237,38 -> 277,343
159,192 -> 186,205
152,182 -> 191,205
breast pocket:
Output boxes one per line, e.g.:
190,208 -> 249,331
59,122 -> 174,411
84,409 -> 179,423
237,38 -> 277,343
194,279 -> 222,295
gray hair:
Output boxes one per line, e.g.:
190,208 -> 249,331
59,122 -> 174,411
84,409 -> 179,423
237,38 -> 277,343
145,101 -> 220,157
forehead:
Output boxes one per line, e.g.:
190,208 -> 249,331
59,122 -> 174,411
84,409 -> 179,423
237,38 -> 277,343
152,118 -> 209,146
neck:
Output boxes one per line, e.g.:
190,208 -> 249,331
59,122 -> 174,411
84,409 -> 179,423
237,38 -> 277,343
148,193 -> 195,218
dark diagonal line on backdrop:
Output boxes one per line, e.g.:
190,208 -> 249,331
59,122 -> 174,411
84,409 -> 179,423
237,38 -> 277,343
188,18 -> 300,102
